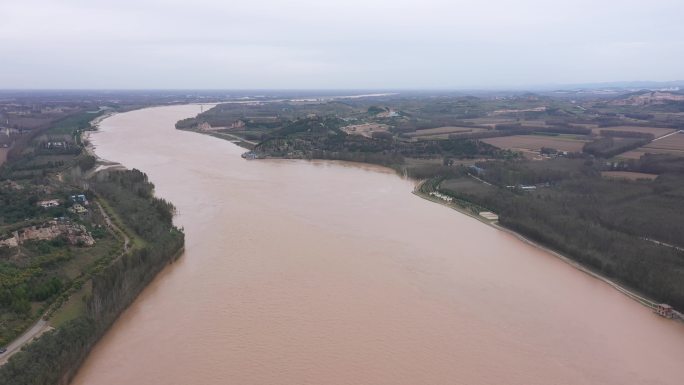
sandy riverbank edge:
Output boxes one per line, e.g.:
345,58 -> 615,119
412,180 -> 683,321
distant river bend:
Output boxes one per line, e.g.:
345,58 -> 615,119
72,105 -> 684,385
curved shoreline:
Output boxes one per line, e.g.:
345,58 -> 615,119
178,105 -> 682,320
0,107 -> 188,384
412,180 -> 682,320
70,104 -> 684,385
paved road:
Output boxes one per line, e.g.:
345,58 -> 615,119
95,200 -> 130,252
653,129 -> 683,141
0,319 -> 51,365
210,131 -> 258,145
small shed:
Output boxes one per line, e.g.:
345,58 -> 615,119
654,304 -> 674,319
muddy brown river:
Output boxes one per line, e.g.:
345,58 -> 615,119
72,105 -> 684,385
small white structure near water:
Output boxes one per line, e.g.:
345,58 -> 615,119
429,191 -> 453,202
479,211 -> 499,221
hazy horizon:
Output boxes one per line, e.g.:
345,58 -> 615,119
2,0 -> 683,89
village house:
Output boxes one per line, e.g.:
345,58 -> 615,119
70,194 -> 88,205
469,165 -> 486,176
228,120 -> 246,129
654,304 -> 675,319
37,199 -> 60,208
46,141 -> 68,149
69,203 -> 88,214
0,220 -> 95,248
197,121 -> 212,131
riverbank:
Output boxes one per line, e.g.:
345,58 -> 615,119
413,179 -> 683,321
0,111 -> 186,385
0,169 -> 185,385
68,105 -> 684,385
181,115 -> 684,318
0,110 -> 128,356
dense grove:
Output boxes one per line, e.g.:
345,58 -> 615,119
438,157 -> 684,309
255,116 -> 508,165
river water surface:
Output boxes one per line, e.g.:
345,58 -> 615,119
73,105 -> 684,385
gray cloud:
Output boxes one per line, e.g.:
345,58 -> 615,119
1,0 -> 683,89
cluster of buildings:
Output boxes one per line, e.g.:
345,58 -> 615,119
654,304 -> 676,319
37,194 -> 90,215
429,191 -> 453,202
70,194 -> 88,205
375,109 -> 400,118
0,219 -> 95,248
37,194 -> 89,209
69,204 -> 88,214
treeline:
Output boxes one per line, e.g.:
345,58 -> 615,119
91,169 -> 176,238
583,137 -> 652,158
445,123 -> 592,141
495,123 -> 591,135
175,117 -> 197,129
397,118 -> 485,132
439,158 -> 684,309
308,149 -> 405,167
267,116 -> 344,137
0,169 -> 184,385
499,208 -> 684,308
631,154 -> 684,174
599,130 -> 655,139
598,120 -> 680,129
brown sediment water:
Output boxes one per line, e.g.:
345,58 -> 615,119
72,105 -> 684,385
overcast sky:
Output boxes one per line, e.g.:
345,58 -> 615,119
1,0 -> 683,89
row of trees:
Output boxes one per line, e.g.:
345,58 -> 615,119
583,137 -> 652,158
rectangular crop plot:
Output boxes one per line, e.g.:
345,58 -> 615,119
481,135 -> 587,153
643,132 -> 684,151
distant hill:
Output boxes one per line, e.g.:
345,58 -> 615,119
610,91 -> 684,106
544,80 -> 683,91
